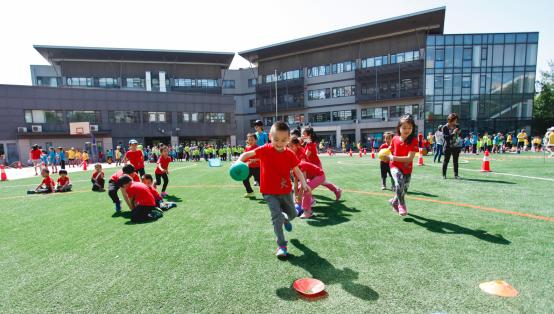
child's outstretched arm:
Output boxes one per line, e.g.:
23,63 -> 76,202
292,166 -> 311,194
237,150 -> 256,163
121,189 -> 133,209
385,151 -> 417,163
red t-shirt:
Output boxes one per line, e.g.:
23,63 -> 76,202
125,150 -> 144,170
379,143 -> 389,150
41,176 -> 55,190
304,142 -> 321,167
254,144 -> 299,194
57,176 -> 70,186
92,171 -> 104,180
298,161 -> 324,179
31,149 -> 41,160
294,146 -> 307,162
125,182 -> 156,207
155,155 -> 172,174
110,170 -> 140,183
389,136 -> 419,175
244,145 -> 260,168
146,185 -> 162,201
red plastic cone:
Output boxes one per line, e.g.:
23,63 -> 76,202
359,150 -> 362,158
349,149 -> 352,157
481,150 -> 491,172
83,160 -> 87,171
17,161 -> 22,169
0,165 -> 7,181
417,148 -> 424,166
363,148 -> 367,156
371,148 -> 375,159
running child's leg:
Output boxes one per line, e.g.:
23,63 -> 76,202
242,168 -> 254,194
161,173 -> 169,192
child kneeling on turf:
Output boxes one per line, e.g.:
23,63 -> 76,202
108,164 -> 140,212
91,163 -> 105,191
237,121 -> 310,258
118,175 -> 163,223
28,168 -> 56,194
55,169 -> 72,192
142,174 -> 176,211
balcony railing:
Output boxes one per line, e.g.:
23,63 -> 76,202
356,88 -> 424,102
170,86 -> 222,94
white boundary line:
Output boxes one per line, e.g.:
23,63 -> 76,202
425,163 -> 554,182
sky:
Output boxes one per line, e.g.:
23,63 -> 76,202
0,0 -> 552,85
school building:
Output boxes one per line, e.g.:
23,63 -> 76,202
0,7 -> 539,163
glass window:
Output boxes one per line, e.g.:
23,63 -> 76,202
462,75 -> 471,88
182,112 -> 190,122
405,51 -> 414,62
445,47 -> 453,67
454,46 -> 463,67
524,72 -> 535,93
513,72 -> 524,93
332,110 -> 356,121
66,110 -> 100,123
502,72 -> 513,94
109,111 -> 137,123
516,33 -> 527,43
308,112 -> 331,123
426,36 -> 435,46
425,75 -> 434,95
492,45 -> 504,66
472,46 -> 481,67
435,36 -> 444,46
491,73 -> 503,94
526,44 -> 537,65
503,44 -> 515,66
222,80 -> 235,88
425,47 -> 434,68
493,34 -> 505,44
434,76 -> 444,88
397,53 -> 404,63
515,44 -> 526,66
505,34 -> 516,44
527,33 -> 538,43
248,78 -> 256,87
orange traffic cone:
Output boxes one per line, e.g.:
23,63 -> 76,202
349,149 -> 352,157
17,161 -> 22,169
83,160 -> 87,171
417,148 -> 424,166
0,165 -> 7,181
481,150 -> 491,172
363,148 -> 367,156
359,150 -> 362,158
371,148 -> 375,159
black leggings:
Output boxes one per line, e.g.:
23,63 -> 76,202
136,168 -> 145,178
380,162 -> 394,187
442,147 -> 461,177
242,167 -> 260,193
155,173 -> 169,192
108,180 -> 120,204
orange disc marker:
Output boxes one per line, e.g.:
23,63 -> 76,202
479,280 -> 518,297
293,278 -> 325,297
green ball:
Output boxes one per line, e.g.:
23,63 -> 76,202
229,161 -> 249,181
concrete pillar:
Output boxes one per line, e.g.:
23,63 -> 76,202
171,136 -> 178,147
355,125 -> 361,144
145,71 -> 152,91
335,126 -> 341,149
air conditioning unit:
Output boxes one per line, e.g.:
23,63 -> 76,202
31,125 -> 43,133
17,127 -> 28,133
89,125 -> 99,132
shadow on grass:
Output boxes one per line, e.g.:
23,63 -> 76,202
459,177 -> 516,184
307,195 -> 359,227
407,190 -> 438,198
404,213 -> 511,245
276,239 -> 379,301
111,211 -> 159,225
165,195 -> 183,202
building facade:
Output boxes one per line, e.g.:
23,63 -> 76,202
0,7 -> 540,163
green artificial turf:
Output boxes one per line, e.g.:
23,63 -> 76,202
1,152 -> 553,313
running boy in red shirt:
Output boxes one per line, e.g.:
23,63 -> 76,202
108,164 -> 140,212
55,169 -> 72,192
381,114 -> 418,216
237,121 -> 311,258
155,146 -> 172,197
28,168 -> 56,194
118,175 -> 163,223
242,133 -> 261,197
124,139 -> 145,177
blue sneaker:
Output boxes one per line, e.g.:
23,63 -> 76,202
115,202 -> 121,212
295,203 -> 304,216
284,220 -> 292,232
276,246 -> 288,258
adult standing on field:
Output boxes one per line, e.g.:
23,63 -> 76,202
441,113 -> 462,179
434,125 -> 444,163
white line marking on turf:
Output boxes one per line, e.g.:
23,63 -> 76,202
426,163 -> 554,182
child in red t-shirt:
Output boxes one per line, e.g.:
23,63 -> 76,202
155,146 -> 172,197
91,163 -> 105,191
28,168 -> 55,194
118,175 -> 163,223
293,161 -> 341,219
108,164 -> 140,212
242,133 -> 261,197
124,139 -> 145,177
379,132 -> 395,190
382,114 -> 419,216
142,174 -> 177,211
301,127 -> 322,167
237,122 -> 310,258
55,169 -> 72,192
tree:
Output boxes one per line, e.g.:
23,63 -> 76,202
534,61 -> 554,119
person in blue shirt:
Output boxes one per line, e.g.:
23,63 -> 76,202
254,120 -> 269,147
57,147 -> 66,170
48,147 -> 58,173
470,132 -> 478,154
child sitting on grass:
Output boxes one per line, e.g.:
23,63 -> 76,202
91,163 -> 105,192
118,175 -> 163,223
55,169 -> 72,192
141,174 -> 177,211
28,168 -> 56,194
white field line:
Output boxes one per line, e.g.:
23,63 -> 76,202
425,162 -> 554,182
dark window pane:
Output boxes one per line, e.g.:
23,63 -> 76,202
516,33 -> 527,43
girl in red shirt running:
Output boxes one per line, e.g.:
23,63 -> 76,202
382,114 -> 418,216
155,146 -> 172,197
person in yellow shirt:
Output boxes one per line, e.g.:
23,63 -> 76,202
517,129 -> 527,153
548,128 -> 554,157
82,151 -> 89,164
67,147 -> 76,168
74,149 -> 82,166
